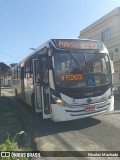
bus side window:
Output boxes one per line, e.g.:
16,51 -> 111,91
44,60 -> 48,84
17,67 -> 21,78
34,61 -> 41,84
25,60 -> 31,78
21,67 -> 24,80
30,59 -> 33,77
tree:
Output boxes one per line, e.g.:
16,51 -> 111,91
10,63 -> 18,68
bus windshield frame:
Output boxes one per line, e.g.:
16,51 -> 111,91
52,49 -> 112,89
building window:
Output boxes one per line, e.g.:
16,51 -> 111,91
101,27 -> 111,41
115,48 -> 118,52
109,51 -> 113,60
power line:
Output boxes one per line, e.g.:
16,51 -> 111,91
0,51 -> 21,59
50,0 -> 103,38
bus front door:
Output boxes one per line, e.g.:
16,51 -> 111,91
33,59 -> 51,119
21,67 -> 25,100
33,59 -> 42,113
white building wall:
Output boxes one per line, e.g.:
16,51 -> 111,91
79,7 -> 120,93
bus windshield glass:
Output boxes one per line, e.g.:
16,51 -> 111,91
53,51 -> 111,88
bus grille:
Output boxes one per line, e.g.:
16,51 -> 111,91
65,101 -> 110,116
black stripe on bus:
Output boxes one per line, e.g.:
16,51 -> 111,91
70,109 -> 107,116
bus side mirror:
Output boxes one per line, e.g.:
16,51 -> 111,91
110,60 -> 114,74
46,56 -> 52,69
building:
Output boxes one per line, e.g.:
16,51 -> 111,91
0,62 -> 12,87
79,7 -> 120,93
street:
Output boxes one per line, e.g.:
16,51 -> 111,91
1,88 -> 120,160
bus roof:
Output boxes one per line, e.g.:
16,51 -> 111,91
13,38 -> 103,69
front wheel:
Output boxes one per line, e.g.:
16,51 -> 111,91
15,89 -> 18,99
31,93 -> 36,112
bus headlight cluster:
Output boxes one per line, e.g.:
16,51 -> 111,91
52,95 -> 68,106
108,91 -> 114,99
107,89 -> 114,99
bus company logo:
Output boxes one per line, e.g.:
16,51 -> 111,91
87,98 -> 92,104
72,98 -> 75,102
1,152 -> 10,157
85,92 -> 93,96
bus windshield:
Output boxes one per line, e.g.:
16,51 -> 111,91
53,51 -> 111,88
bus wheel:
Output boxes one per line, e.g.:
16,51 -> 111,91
15,89 -> 18,99
31,93 -> 36,112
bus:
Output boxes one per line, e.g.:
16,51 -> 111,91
12,39 -> 114,122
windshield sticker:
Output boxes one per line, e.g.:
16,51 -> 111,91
95,76 -> 100,85
87,77 -> 95,86
60,74 -> 83,81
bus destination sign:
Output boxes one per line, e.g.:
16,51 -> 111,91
60,74 -> 83,81
54,39 -> 101,50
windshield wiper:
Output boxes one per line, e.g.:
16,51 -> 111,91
68,50 -> 81,69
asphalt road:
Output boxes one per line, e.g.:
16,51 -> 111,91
1,88 -> 120,160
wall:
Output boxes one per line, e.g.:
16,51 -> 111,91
79,7 -> 120,93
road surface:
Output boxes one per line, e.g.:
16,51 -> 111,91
1,87 -> 120,160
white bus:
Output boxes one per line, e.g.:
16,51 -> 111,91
12,39 -> 114,122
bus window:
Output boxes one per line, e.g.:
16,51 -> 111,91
30,59 -> 33,77
17,67 -> 21,78
85,54 -> 94,73
21,67 -> 24,80
25,60 -> 31,78
34,61 -> 40,84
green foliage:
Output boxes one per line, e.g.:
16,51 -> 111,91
5,131 -> 26,151
5,133 -> 13,151
0,131 -> 27,160
9,63 -> 18,68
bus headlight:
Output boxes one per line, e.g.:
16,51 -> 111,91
52,95 -> 68,106
108,89 -> 114,99
108,91 -> 114,99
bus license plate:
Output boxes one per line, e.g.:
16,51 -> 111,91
85,106 -> 95,112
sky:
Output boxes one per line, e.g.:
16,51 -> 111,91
0,0 -> 120,65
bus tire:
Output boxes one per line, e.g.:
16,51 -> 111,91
31,93 -> 36,112
15,89 -> 18,99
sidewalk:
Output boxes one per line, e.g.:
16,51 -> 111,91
94,98 -> 120,129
